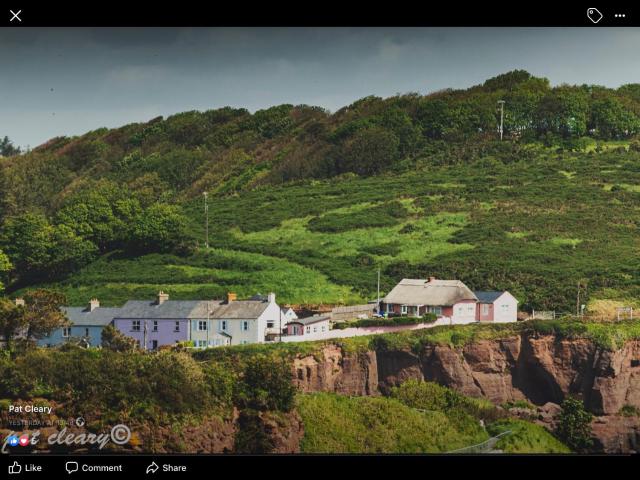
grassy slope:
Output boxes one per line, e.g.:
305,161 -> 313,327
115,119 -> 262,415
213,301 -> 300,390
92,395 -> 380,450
29,142 -> 640,310
487,419 -> 571,454
296,392 -> 487,453
296,393 -> 569,454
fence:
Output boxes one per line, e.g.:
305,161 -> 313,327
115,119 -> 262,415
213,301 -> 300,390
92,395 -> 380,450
446,430 -> 512,454
330,304 -> 376,322
530,310 -> 556,320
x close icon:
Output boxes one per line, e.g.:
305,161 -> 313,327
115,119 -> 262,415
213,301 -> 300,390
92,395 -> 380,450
10,9 -> 22,22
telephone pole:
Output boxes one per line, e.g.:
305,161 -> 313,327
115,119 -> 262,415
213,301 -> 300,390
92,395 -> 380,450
497,100 -> 505,141
376,268 -> 380,314
203,191 -> 209,249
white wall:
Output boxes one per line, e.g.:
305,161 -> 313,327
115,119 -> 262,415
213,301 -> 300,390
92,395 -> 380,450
451,301 -> 476,324
492,292 -> 518,323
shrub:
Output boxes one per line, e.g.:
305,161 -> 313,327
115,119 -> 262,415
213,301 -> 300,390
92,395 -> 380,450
234,355 -> 296,412
101,325 -> 138,352
555,397 -> 593,452
619,405 -> 640,417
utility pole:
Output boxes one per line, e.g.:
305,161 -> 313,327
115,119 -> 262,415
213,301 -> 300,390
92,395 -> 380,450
143,320 -> 148,351
376,268 -> 380,314
497,100 -> 505,141
203,191 -> 209,249
206,300 -> 210,348
576,281 -> 581,317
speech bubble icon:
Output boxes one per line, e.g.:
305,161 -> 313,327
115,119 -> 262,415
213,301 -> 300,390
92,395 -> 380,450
65,462 -> 79,474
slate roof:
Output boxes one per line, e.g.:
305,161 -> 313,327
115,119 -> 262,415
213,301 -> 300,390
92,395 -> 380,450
474,291 -> 505,303
209,300 -> 270,320
115,300 -> 222,319
383,278 -> 477,306
288,315 -> 330,326
62,307 -> 123,326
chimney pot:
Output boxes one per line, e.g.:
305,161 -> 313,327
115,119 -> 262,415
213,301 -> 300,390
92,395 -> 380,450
89,298 -> 100,312
14,298 -> 25,307
428,276 -> 436,283
157,291 -> 169,305
227,292 -> 237,303
268,292 -> 276,303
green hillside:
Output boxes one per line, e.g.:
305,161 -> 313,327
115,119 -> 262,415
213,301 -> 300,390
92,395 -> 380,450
2,70 -> 640,311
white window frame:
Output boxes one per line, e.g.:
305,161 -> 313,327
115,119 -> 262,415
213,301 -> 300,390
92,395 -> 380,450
132,320 -> 140,332
62,327 -> 71,338
482,304 -> 489,315
153,320 -> 158,332
174,321 -> 180,332
198,320 -> 207,331
428,306 -> 442,315
242,321 -> 249,331
220,320 -> 227,331
401,305 -> 408,315
306,326 -> 311,334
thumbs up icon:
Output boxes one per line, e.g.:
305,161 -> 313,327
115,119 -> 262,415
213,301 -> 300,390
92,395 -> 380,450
8,461 -> 22,474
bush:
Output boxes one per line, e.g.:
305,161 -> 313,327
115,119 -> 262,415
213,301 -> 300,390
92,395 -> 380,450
555,397 -> 593,452
234,409 -> 275,453
234,355 -> 296,412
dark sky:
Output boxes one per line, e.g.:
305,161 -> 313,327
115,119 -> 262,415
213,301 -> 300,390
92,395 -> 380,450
2,27 -> 639,148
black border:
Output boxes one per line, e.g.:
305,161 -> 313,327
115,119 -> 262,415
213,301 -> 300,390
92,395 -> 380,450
0,4 -> 637,27
1,452 -> 637,477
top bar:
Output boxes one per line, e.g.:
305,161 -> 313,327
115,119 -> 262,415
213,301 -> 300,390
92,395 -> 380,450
0,4 -> 637,27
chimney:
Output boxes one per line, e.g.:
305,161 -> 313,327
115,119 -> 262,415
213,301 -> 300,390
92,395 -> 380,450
267,292 -> 276,303
157,291 -> 169,305
226,292 -> 237,303
89,298 -> 100,312
14,298 -> 25,307
428,276 -> 436,283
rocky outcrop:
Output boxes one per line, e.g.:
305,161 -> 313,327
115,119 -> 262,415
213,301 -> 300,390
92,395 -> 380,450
292,344 -> 378,396
290,334 -> 640,452
257,410 -> 304,454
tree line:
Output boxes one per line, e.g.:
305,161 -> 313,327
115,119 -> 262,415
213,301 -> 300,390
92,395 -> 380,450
0,179 -> 192,289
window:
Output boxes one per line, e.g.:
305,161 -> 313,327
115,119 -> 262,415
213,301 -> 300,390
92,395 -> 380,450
85,328 -> 90,337
242,321 -> 249,331
482,304 -> 489,315
174,321 -> 180,332
241,340 -> 248,345
313,326 -> 317,333
198,320 -> 207,331
220,320 -> 227,331
468,304 -> 474,312
132,320 -> 140,332
501,304 -> 509,311
197,340 -> 207,348
152,340 -> 158,350
153,321 -> 158,332
401,305 -> 408,314
306,326 -> 311,334
428,306 -> 442,315
62,327 -> 71,338
267,321 -> 274,328
322,326 -> 326,332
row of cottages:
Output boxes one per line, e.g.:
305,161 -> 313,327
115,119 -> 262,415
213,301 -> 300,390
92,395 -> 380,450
381,277 -> 518,324
39,291 -> 296,349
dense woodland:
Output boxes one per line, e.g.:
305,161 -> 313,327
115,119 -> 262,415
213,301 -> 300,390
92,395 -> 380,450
2,70 -> 640,312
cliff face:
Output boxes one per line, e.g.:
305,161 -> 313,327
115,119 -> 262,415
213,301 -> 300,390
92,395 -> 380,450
291,334 -> 640,453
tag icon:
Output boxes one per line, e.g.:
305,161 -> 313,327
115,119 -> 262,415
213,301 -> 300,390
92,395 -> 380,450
587,8 -> 603,24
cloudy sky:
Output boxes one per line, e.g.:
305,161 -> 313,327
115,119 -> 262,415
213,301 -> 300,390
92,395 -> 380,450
1,27 -> 639,149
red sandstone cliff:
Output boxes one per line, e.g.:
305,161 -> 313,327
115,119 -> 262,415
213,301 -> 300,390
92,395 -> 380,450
291,334 -> 640,452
